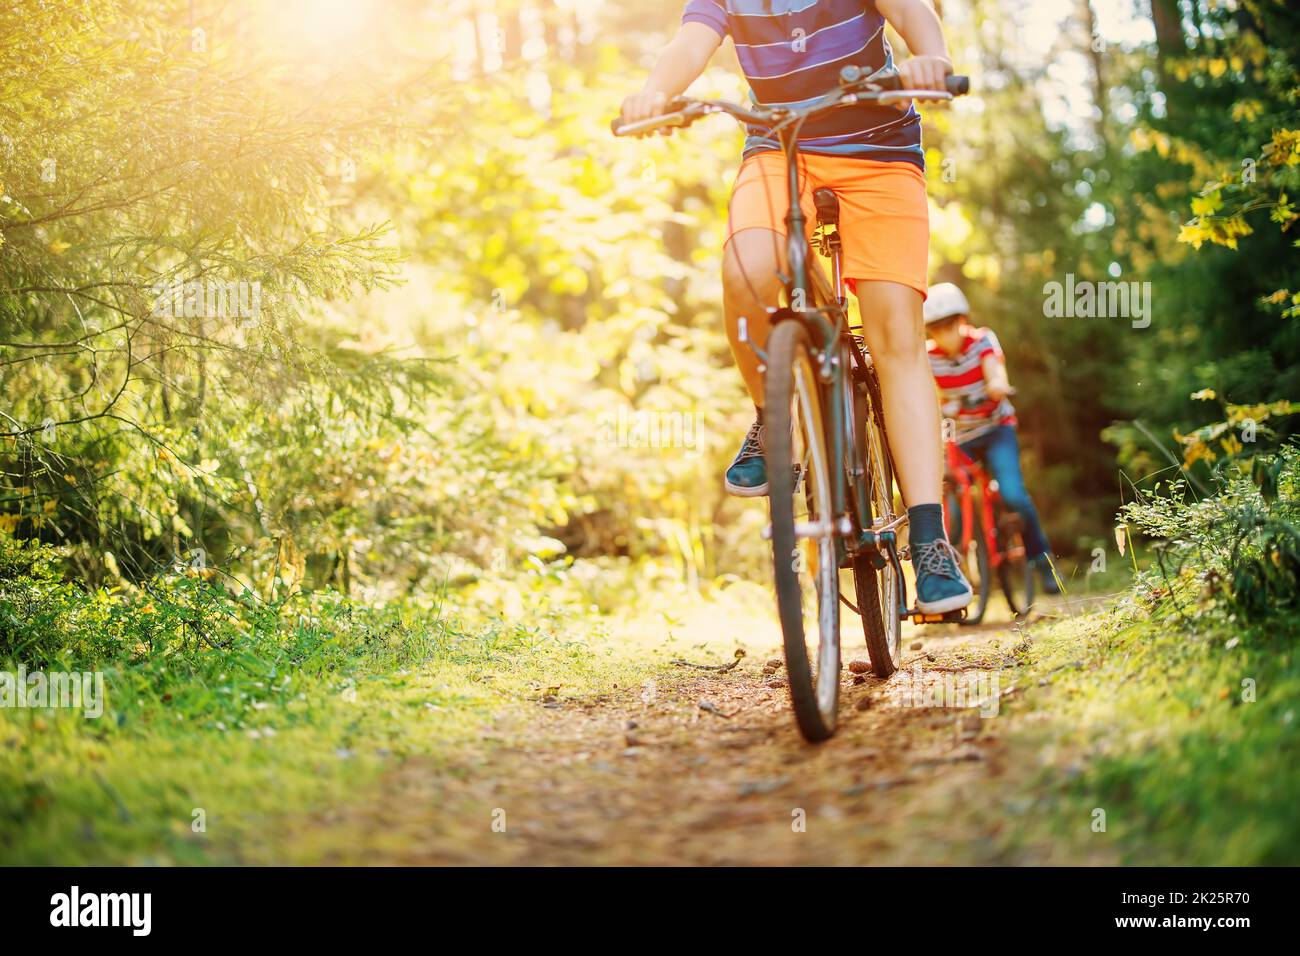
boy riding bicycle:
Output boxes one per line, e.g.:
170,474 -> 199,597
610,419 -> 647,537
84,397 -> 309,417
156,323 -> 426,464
924,282 -> 1060,594
620,0 -> 972,613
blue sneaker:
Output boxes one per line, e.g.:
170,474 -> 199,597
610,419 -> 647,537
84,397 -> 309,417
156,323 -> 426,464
912,538 -> 974,613
724,418 -> 768,497
1033,554 -> 1062,595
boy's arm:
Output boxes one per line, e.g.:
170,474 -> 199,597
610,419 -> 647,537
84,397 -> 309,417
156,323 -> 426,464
621,23 -> 722,127
876,0 -> 953,90
981,352 -> 1012,401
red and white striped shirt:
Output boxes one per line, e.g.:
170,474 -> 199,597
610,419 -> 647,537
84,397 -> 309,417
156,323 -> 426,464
927,327 -> 1017,443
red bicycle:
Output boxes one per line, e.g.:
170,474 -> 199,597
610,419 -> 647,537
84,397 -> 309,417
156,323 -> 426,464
943,437 -> 1035,624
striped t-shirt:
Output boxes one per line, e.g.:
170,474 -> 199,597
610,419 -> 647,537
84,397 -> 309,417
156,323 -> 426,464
928,327 -> 1017,443
681,0 -> 923,166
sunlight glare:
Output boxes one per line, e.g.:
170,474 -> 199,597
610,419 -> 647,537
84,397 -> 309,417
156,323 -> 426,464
265,0 -> 376,52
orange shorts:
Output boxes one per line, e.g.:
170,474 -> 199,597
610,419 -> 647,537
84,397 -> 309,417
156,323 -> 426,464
726,151 -> 929,298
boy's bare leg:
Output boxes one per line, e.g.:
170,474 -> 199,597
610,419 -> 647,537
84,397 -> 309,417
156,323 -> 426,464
723,255 -> 943,508
855,279 -> 969,611
853,279 -> 941,508
722,228 -> 787,409
718,227 -> 787,496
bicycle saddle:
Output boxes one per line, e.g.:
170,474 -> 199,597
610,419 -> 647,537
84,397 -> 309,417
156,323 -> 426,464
814,187 -> 840,227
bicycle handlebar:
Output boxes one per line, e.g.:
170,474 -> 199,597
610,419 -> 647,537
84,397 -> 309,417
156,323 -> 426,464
611,70 -> 970,137
841,67 -> 970,97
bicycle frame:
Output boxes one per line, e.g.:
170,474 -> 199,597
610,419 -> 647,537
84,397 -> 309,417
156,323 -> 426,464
613,69 -> 968,626
945,440 -> 1007,570
765,124 -> 911,617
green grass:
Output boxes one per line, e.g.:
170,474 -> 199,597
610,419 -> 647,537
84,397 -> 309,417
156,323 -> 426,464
4,444 -> 1298,866
1002,573 -> 1300,865
0,536 -> 649,865
1001,447 -> 1300,864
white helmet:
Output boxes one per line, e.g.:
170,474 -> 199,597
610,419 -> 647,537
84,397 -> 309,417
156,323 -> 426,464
923,282 -> 970,325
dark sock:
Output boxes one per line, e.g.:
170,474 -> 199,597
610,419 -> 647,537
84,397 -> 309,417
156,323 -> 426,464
908,503 -> 945,549
755,407 -> 763,425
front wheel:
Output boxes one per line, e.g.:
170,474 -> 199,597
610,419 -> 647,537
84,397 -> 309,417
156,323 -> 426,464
765,321 -> 840,742
996,508 -> 1035,618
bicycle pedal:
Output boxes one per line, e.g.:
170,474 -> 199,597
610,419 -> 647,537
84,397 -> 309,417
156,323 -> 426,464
907,607 -> 968,625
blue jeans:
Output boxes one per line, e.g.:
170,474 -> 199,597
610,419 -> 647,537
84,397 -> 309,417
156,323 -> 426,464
959,425 -> 1051,559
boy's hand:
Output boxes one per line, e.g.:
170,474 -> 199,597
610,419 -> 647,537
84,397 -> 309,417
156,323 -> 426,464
620,89 -> 672,136
898,54 -> 953,91
876,0 -> 952,109
619,24 -> 720,136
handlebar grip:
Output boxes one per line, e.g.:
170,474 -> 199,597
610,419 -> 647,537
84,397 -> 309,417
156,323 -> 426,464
839,67 -> 969,96
611,98 -> 693,137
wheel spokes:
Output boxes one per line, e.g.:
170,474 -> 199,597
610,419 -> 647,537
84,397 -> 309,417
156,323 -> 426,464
863,409 -> 901,665
789,355 -> 838,719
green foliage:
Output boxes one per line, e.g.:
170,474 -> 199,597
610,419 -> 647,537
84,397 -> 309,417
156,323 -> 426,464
0,529 -> 528,701
1015,433 -> 1300,864
1102,0 -> 1300,477
0,0 -> 452,586
0,528 -> 600,863
1120,443 -> 1300,621
1025,602 -> 1300,864
2,0 -> 1298,863
8,0 -> 1295,592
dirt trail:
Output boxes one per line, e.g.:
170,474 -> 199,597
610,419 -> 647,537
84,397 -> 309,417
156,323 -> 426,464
277,612 -> 1091,865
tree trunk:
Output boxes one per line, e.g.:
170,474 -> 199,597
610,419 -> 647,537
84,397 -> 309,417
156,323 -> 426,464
1151,0 -> 1185,64
1080,0 -> 1108,153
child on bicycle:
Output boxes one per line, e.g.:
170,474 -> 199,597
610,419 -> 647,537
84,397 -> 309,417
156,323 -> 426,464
924,282 -> 1060,594
620,0 -> 972,613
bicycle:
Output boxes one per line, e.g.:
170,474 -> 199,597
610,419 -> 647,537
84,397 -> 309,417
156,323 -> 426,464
613,66 -> 971,741
943,433 -> 1035,624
